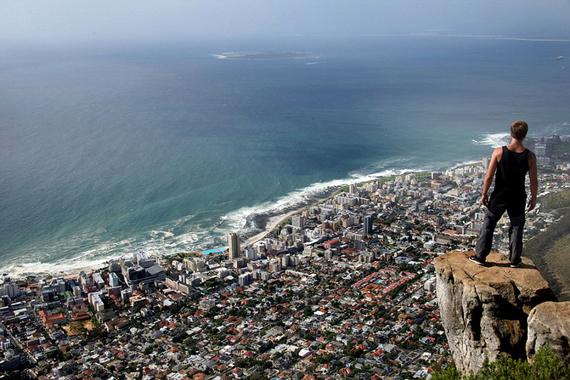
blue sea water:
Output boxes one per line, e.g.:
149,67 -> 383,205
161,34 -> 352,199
1,36 -> 569,274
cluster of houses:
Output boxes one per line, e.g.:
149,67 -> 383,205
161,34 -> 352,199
1,141 -> 568,379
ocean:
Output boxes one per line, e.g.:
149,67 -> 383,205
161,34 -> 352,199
1,36 -> 569,275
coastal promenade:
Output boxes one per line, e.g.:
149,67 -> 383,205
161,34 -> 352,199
243,207 -> 307,248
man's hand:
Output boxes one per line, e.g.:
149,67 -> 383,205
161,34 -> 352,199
527,197 -> 537,212
481,149 -> 498,208
481,193 -> 488,207
528,152 -> 538,213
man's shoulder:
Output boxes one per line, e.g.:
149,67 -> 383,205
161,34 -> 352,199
492,146 -> 503,159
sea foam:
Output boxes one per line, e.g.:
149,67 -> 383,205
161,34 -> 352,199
221,167 -> 417,234
0,157 -> 480,277
473,132 -> 510,148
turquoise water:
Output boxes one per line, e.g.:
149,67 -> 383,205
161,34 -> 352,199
1,36 -> 569,274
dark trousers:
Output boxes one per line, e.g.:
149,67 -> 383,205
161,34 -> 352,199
475,195 -> 526,264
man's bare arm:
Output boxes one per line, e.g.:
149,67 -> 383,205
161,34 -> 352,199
528,152 -> 538,211
481,148 -> 500,207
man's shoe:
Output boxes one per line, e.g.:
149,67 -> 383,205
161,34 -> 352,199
469,256 -> 486,266
509,262 -> 521,268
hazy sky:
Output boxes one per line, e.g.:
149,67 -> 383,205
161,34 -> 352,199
1,1 -> 570,43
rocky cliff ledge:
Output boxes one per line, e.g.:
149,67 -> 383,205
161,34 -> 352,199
434,251 -> 556,374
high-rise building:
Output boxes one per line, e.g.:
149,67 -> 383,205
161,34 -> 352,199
184,257 -> 207,272
245,246 -> 257,260
228,232 -> 241,260
268,259 -> 282,273
364,215 -> 374,236
134,252 -> 156,268
292,215 -> 305,229
108,272 -> 120,287
238,273 -> 253,287
535,142 -> 547,157
1,281 -> 20,299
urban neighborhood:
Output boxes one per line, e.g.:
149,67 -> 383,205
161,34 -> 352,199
1,135 -> 569,380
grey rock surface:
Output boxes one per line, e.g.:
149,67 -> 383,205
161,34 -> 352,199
526,301 -> 570,361
435,251 -> 555,374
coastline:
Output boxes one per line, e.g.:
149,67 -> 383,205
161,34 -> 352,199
2,161 -> 482,279
243,208 -> 307,247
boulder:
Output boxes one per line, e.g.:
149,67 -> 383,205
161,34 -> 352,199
434,251 -> 555,374
526,301 -> 570,361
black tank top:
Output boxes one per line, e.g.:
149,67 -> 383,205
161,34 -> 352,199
492,146 -> 530,201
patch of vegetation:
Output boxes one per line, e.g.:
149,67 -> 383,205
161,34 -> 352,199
541,188 -> 570,212
170,251 -> 203,261
416,171 -> 433,181
525,188 -> 570,300
432,346 -> 570,380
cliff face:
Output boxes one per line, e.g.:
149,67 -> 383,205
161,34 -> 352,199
434,251 -> 555,374
527,301 -> 570,361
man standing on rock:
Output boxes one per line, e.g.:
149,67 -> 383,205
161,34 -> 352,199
470,120 -> 538,268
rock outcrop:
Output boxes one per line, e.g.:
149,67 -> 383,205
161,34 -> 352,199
526,301 -> 570,361
434,251 -> 555,374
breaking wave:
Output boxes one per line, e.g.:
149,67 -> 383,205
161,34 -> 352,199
472,132 -> 510,148
0,156 -> 480,277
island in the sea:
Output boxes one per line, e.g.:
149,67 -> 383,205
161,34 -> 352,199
213,51 -> 319,60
